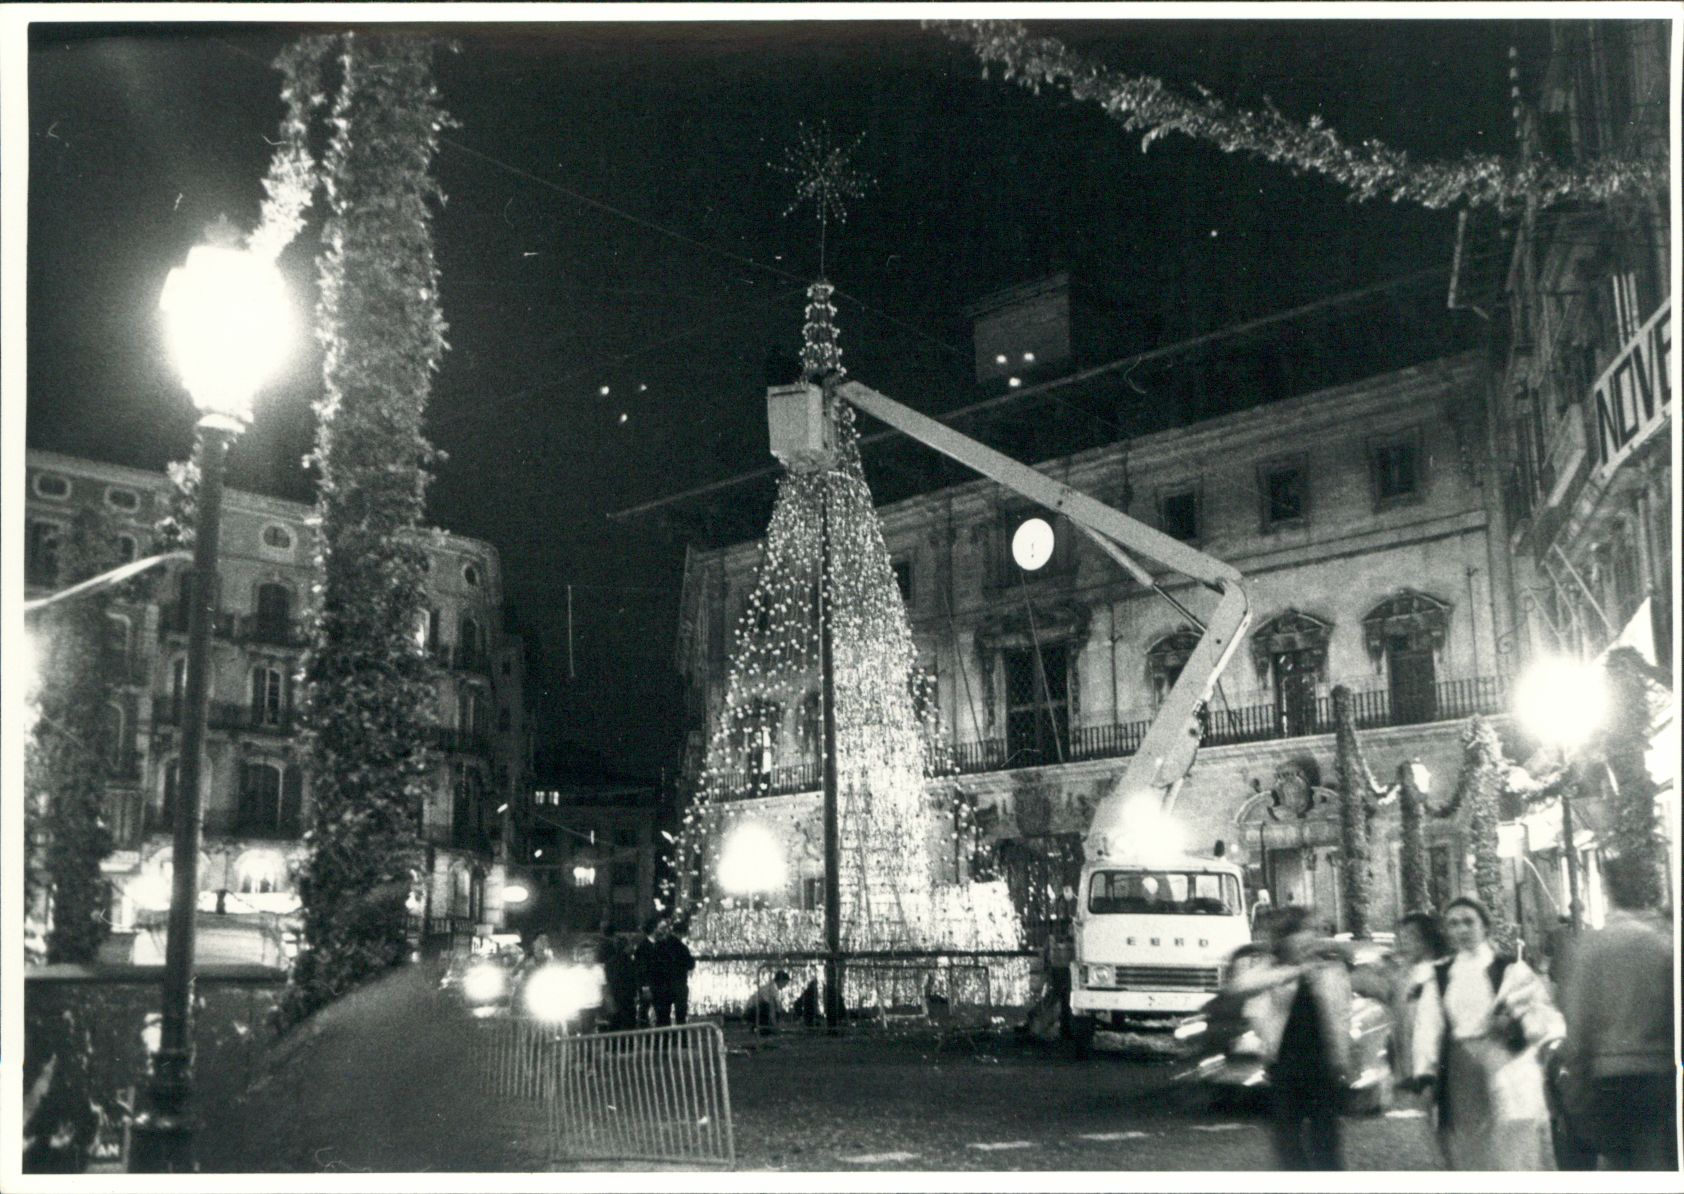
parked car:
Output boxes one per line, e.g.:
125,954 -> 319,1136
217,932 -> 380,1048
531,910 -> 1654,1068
442,946 -> 524,1017
1170,940 -> 1395,1114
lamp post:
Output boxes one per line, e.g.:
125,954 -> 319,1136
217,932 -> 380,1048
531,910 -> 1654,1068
129,217 -> 291,1173
1514,656 -> 1610,933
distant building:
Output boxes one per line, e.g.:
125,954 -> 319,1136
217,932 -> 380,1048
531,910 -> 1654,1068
676,334 -> 1519,944
519,768 -> 659,937
23,449 -> 533,964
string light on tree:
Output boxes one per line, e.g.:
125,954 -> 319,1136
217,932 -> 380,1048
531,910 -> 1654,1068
773,121 -> 873,277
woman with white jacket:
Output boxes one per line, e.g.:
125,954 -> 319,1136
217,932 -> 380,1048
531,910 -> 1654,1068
1409,896 -> 1564,1170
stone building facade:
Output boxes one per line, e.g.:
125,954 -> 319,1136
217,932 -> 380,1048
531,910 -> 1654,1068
676,350 -> 1519,942
23,449 -> 533,964
1480,17 -> 1674,927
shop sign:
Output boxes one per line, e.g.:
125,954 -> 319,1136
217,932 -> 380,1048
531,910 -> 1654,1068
1592,298 -> 1671,484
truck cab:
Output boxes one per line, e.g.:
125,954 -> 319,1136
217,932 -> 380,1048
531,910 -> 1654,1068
1070,852 -> 1250,1036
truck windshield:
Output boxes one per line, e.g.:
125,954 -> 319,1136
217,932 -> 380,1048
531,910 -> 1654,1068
1087,870 -> 1242,916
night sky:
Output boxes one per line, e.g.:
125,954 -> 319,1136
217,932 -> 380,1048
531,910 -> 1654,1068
23,16 -> 1522,780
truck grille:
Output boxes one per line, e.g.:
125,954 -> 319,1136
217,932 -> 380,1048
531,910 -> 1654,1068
1105,965 -> 1221,992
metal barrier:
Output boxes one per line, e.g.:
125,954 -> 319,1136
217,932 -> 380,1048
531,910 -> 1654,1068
474,1018 -> 735,1168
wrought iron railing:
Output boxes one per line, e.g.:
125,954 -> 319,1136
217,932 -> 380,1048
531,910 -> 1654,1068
953,674 -> 1508,777
152,700 -> 296,735
698,675 -> 1508,795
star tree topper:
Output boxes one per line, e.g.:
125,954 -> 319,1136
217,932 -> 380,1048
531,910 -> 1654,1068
774,122 -> 873,276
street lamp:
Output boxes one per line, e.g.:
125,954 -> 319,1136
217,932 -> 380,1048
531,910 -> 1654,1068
1514,655 -> 1610,933
129,216 -> 291,1173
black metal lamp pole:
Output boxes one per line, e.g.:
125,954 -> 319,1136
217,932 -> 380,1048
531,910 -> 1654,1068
819,478 -> 844,1029
131,216 -> 284,1173
129,424 -> 232,1172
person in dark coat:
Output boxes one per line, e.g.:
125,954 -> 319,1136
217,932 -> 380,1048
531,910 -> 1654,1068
598,933 -> 640,1032
634,915 -> 695,1027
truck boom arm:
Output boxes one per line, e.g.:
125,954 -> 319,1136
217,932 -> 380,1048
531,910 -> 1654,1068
832,380 -> 1251,861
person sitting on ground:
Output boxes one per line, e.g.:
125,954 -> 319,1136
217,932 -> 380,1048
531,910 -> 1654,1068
750,970 -> 791,1033
790,978 -> 821,1026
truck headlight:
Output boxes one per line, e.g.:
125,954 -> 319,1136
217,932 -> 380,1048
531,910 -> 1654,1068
522,963 -> 600,1023
1084,965 -> 1114,988
462,962 -> 508,1004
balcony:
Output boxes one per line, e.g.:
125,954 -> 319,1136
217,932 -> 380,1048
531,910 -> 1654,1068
951,674 -> 1511,776
451,643 -> 492,675
152,700 -> 297,735
156,604 -> 237,640
707,674 -> 1510,796
232,613 -> 308,649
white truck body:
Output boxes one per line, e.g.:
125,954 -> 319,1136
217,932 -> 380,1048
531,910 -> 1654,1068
1070,853 -> 1250,1023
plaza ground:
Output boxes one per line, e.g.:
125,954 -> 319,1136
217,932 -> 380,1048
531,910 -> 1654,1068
198,960 -> 1441,1173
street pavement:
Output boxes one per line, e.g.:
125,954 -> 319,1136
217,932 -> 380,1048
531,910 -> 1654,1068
198,960 -> 1441,1173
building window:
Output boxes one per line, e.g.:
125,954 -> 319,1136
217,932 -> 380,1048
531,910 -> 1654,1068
254,583 -> 292,642
1159,488 -> 1200,542
458,616 -> 484,671
459,687 -> 485,738
1362,591 -> 1448,726
114,534 -> 139,564
1428,844 -> 1454,911
801,876 -> 824,911
1002,642 -> 1068,766
33,473 -> 71,500
799,691 -> 822,762
170,656 -> 188,721
1370,433 -> 1423,505
26,521 -> 63,587
462,562 -> 482,588
1146,630 -> 1201,709
497,705 -> 511,732
104,613 -> 131,666
261,524 -> 294,551
1251,610 -> 1332,738
105,487 -> 141,513
1260,461 -> 1308,529
234,850 -> 286,895
100,703 -> 125,769
237,763 -> 284,835
251,665 -> 286,727
160,759 -> 179,828
729,698 -> 780,791
892,559 -> 914,605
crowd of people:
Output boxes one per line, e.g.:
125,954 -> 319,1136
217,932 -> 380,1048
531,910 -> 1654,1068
1231,853 -> 1675,1173
518,913 -> 697,1031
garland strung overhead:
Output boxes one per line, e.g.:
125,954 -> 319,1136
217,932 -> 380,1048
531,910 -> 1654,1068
930,19 -> 1665,211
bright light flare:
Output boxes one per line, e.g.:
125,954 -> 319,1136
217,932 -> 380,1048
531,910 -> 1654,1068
522,963 -> 602,1023
502,883 -> 530,906
717,822 -> 785,895
160,240 -> 293,427
462,962 -> 509,1004
1515,656 -> 1608,751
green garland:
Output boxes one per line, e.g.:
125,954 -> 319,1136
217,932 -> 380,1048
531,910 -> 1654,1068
931,20 -> 1666,211
29,507 -> 120,964
1396,761 -> 1433,916
277,32 -> 453,1027
1332,686 -> 1386,940
1454,717 -> 1516,952
1600,648 -> 1664,909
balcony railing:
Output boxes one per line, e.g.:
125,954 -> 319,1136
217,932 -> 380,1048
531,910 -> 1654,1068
232,614 -> 308,648
152,700 -> 297,735
704,674 -> 1510,796
950,674 -> 1510,776
156,604 -> 237,640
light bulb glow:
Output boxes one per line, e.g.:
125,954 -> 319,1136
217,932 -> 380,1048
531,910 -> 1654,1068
160,243 -> 292,425
717,822 -> 785,894
1515,656 -> 1608,751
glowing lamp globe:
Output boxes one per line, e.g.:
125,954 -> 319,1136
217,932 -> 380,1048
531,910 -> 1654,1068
502,883 -> 530,906
717,822 -> 785,895
1515,656 -> 1608,752
159,224 -> 292,430
1012,517 -> 1055,572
